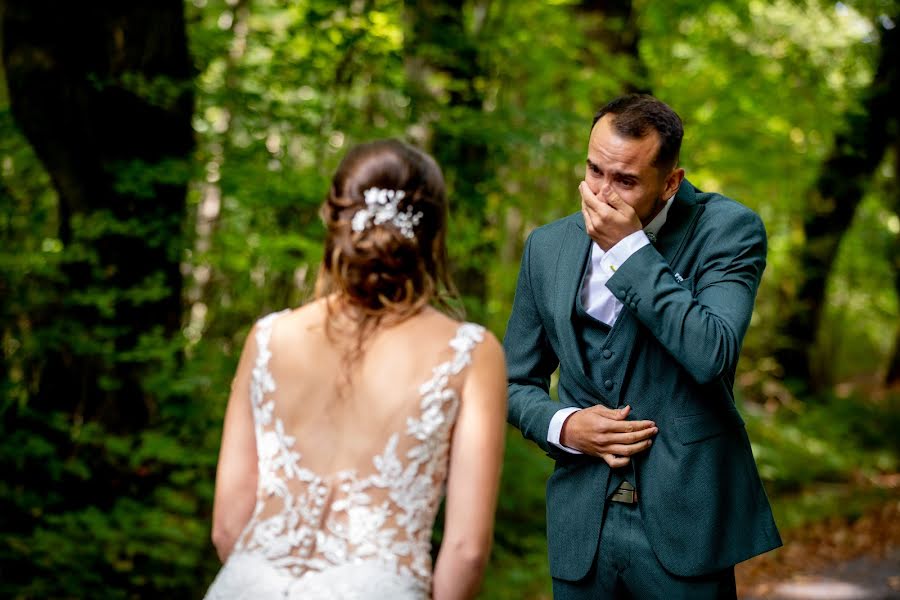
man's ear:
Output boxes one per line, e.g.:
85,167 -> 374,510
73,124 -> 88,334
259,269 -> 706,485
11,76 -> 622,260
664,168 -> 685,199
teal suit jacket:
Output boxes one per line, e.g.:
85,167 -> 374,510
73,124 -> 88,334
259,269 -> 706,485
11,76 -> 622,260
504,179 -> 782,580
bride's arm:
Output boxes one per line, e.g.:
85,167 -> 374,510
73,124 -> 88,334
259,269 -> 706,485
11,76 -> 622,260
433,332 -> 507,600
211,323 -> 260,563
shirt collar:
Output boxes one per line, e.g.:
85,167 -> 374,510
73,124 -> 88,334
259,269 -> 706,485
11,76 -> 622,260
643,194 -> 675,241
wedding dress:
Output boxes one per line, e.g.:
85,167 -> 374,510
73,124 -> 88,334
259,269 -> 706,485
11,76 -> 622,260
204,310 -> 485,599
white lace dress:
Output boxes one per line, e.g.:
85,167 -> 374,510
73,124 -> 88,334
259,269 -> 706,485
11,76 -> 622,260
204,311 -> 485,599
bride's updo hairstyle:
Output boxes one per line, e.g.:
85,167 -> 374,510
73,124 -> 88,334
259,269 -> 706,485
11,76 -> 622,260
316,139 -> 459,355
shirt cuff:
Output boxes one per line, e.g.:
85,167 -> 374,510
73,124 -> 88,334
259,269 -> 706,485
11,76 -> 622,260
598,230 -> 650,276
547,407 -> 583,454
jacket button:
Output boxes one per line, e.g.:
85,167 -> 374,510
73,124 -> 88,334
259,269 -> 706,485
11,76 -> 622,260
604,379 -> 613,390
603,349 -> 612,359
630,301 -> 638,309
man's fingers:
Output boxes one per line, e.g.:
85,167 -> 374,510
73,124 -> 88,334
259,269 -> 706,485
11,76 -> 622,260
578,181 -> 598,205
594,419 -> 656,437
588,413 -> 656,433
580,204 -> 594,231
590,404 -> 630,420
604,190 -> 629,212
578,182 -> 595,213
602,427 -> 658,445
604,189 -> 639,221
622,420 -> 657,434
604,189 -> 625,207
580,183 -> 605,232
603,439 -> 653,456
602,453 -> 630,468
580,182 -> 614,216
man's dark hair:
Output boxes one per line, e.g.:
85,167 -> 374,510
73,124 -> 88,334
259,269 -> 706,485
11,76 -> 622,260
592,94 -> 683,171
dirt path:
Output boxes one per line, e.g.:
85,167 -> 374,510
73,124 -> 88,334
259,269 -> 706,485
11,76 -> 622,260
737,500 -> 900,599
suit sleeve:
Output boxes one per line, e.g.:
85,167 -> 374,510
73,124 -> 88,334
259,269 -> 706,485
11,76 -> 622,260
504,231 -> 561,453
607,208 -> 766,385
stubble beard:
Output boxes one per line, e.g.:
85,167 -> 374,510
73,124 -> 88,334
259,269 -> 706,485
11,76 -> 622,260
640,195 -> 666,227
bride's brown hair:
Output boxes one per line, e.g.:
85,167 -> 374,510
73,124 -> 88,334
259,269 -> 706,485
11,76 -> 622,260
315,139 -> 461,365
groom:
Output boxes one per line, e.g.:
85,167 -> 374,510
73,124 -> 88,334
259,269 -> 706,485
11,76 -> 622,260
504,94 -> 781,599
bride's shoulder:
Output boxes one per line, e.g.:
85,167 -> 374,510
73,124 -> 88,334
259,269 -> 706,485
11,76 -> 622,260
279,298 -> 329,325
420,310 -> 503,366
255,299 -> 329,347
416,309 -> 475,339
430,315 -> 505,405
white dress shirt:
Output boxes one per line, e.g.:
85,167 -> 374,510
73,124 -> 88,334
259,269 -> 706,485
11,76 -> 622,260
547,196 -> 675,453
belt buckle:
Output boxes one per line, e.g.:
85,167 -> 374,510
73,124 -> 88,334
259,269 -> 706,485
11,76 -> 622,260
610,483 -> 637,504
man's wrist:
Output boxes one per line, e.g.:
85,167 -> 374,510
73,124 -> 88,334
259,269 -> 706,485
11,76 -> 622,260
600,230 -> 650,274
560,412 -> 575,448
548,407 -> 583,454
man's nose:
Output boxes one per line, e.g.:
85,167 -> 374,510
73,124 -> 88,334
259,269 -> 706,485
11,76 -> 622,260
599,178 -> 612,198
587,177 -> 609,196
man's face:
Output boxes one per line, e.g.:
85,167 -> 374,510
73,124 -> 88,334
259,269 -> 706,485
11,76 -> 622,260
584,115 -> 679,226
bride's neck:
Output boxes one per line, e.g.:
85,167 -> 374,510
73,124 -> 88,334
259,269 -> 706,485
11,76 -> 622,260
324,293 -> 430,333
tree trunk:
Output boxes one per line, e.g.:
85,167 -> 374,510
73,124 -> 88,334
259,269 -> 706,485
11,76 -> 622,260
885,139 -> 900,387
775,18 -> 900,391
404,0 -> 491,321
885,242 -> 900,386
885,291 -> 900,387
576,0 -> 649,94
2,0 -> 194,431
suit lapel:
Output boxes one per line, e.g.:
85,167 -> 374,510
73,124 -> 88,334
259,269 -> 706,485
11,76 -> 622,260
555,219 -> 591,357
554,220 -> 603,398
652,179 -> 702,266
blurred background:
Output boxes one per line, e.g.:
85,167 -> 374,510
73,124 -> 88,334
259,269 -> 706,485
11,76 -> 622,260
1,0 -> 898,598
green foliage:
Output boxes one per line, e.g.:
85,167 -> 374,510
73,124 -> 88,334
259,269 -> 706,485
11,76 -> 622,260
814,151 -> 900,383
746,392 -> 900,493
0,345 -> 224,597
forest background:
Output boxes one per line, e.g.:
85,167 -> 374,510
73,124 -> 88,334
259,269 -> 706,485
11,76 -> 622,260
1,0 -> 899,598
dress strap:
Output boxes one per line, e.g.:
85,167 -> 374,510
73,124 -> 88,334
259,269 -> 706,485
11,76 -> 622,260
250,309 -> 290,412
445,322 -> 486,376
416,322 -> 485,395
254,310 -> 287,351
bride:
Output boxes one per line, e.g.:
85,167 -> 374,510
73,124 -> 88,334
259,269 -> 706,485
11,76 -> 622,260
204,139 -> 507,599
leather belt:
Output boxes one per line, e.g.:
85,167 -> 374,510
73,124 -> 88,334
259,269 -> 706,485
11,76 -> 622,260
610,481 -> 637,504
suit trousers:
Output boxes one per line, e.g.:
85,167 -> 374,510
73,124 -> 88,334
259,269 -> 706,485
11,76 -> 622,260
551,500 -> 737,600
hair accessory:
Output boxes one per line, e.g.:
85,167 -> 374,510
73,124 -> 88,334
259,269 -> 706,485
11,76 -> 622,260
351,187 -> 423,240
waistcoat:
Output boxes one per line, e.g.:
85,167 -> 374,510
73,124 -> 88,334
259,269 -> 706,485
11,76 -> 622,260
574,254 -> 636,497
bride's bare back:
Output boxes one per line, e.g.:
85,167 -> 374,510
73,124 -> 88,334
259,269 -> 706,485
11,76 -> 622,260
208,300 -> 506,599
266,301 -> 475,475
